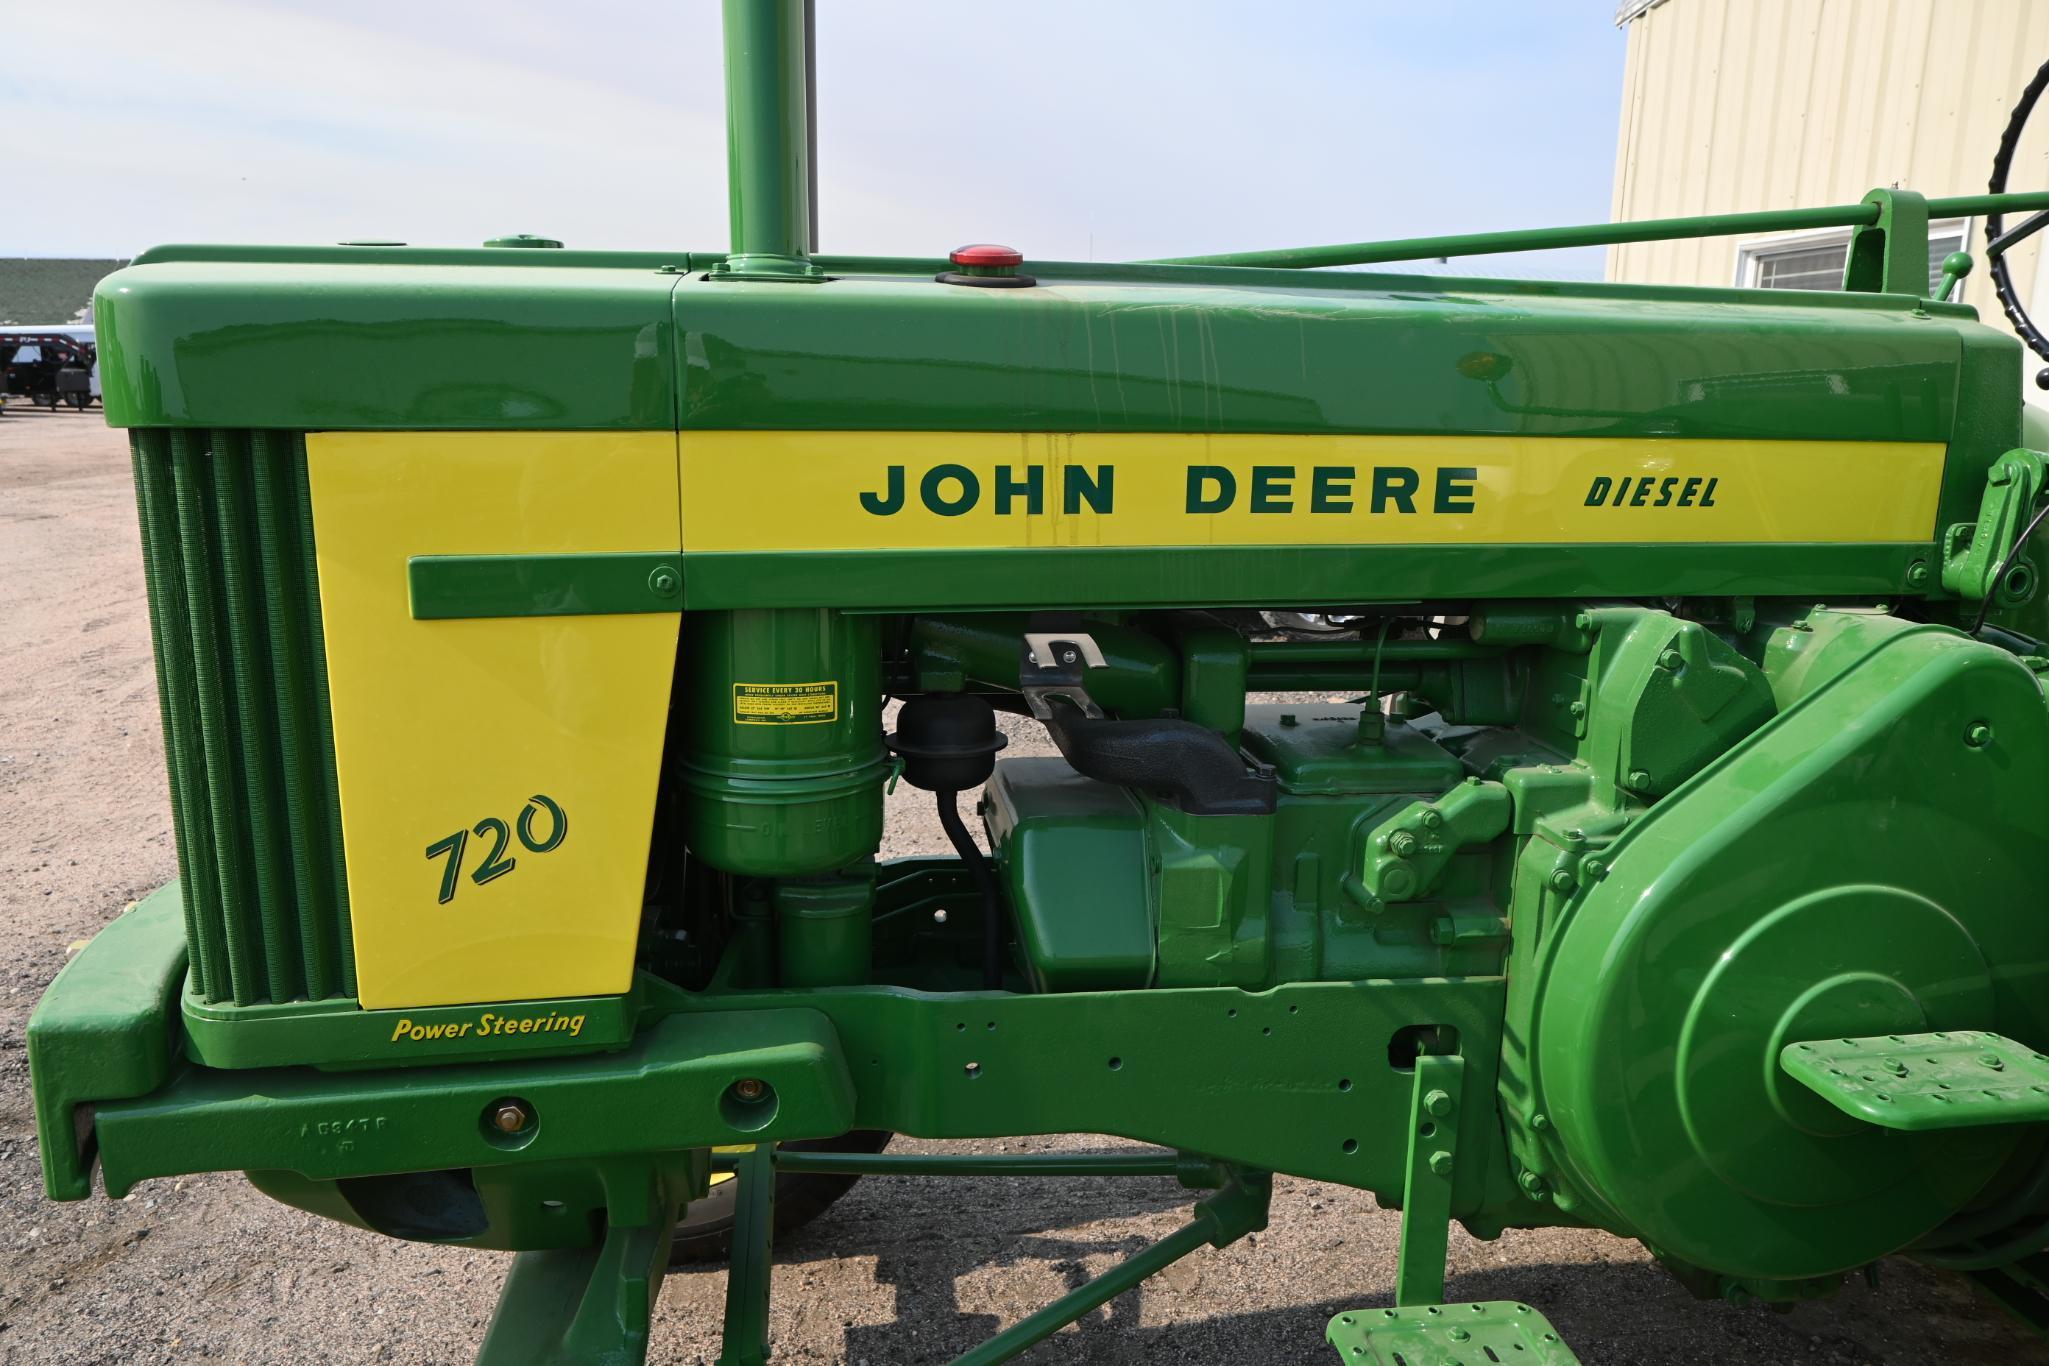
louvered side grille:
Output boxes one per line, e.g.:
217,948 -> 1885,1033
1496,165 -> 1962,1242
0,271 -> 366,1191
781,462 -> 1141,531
131,429 -> 355,1005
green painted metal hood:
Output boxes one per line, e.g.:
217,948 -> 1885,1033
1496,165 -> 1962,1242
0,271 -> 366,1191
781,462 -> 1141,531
672,266 -> 1982,445
93,246 -> 2013,453
95,251 -> 686,431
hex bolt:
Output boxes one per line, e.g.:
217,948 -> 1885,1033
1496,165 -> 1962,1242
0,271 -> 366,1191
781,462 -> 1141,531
1427,1150 -> 1455,1177
1966,723 -> 1995,749
1387,829 -> 1419,857
492,1102 -> 532,1135
1628,769 -> 1652,788
1567,700 -> 1586,718
1424,1088 -> 1454,1117
733,1077 -> 767,1101
646,566 -> 681,598
1448,1327 -> 1472,1343
1529,1112 -> 1551,1132
1547,869 -> 1575,893
1657,649 -> 1685,672
1582,858 -> 1607,881
1518,1169 -> 1547,1197
1420,809 -> 1444,831
1906,562 -> 1931,588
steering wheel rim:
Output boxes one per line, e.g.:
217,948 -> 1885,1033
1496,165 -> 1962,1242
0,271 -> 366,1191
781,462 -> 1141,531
1987,58 -> 2049,376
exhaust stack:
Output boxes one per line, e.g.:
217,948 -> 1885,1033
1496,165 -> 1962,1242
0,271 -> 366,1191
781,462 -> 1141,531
718,0 -> 823,280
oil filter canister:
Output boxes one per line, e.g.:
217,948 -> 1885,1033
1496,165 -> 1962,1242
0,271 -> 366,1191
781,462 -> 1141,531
679,609 -> 886,875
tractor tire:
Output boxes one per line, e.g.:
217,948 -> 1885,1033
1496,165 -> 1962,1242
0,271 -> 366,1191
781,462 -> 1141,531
669,1130 -> 892,1266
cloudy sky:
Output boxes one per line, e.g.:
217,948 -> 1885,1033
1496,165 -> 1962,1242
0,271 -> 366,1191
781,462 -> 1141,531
4,1 -> 1624,275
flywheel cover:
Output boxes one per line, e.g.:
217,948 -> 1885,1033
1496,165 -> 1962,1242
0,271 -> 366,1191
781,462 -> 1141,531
1529,627 -> 2049,1280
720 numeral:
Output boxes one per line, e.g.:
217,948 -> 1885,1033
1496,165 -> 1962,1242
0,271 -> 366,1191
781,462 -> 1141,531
425,794 -> 569,905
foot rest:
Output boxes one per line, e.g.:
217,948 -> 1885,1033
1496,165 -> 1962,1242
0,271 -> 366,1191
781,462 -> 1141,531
1326,1301 -> 1580,1364
1781,1030 -> 2049,1131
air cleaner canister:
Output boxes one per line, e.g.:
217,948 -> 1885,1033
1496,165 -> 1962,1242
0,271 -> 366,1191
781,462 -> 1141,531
678,609 -> 886,875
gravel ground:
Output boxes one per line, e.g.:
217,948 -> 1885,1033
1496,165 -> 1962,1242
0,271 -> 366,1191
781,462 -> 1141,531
2,406 -> 2045,1365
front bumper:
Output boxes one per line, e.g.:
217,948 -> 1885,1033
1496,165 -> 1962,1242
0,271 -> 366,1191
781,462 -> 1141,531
27,884 -> 187,1199
28,885 -> 858,1203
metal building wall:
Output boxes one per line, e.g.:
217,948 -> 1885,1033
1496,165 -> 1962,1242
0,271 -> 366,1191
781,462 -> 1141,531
1608,0 -> 2049,354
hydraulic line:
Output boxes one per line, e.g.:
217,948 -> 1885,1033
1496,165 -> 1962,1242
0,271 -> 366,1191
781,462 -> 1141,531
936,789 -> 1004,990
1970,496 -> 2049,635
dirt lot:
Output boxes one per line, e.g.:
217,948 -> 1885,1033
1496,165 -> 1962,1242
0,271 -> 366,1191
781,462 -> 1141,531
1,405 -> 2044,1365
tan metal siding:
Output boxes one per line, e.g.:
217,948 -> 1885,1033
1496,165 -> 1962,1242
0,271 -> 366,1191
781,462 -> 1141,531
1609,0 -> 2049,353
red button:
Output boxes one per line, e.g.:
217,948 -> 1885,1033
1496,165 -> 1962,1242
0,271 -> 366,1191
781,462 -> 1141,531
949,243 -> 1023,268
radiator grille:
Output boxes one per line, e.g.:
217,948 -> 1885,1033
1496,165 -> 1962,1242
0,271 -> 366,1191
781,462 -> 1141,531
131,429 -> 354,1006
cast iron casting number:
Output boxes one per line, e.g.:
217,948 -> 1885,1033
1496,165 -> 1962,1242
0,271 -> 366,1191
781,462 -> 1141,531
424,795 -> 570,904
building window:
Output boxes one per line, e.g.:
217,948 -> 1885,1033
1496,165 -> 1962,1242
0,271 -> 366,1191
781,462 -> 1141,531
1738,220 -> 1968,297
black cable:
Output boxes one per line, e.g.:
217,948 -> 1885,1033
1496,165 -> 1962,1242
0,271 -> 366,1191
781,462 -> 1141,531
936,790 -> 1004,989
1986,59 -> 2049,373
1970,496 -> 2049,634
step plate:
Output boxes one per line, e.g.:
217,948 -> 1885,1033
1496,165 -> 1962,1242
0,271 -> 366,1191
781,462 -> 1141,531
1781,1030 -> 2049,1131
1326,1301 -> 1580,1365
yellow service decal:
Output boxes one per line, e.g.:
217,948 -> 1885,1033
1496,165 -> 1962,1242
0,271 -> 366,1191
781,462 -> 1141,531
734,680 -> 839,724
389,1010 -> 587,1044
677,431 -> 1947,550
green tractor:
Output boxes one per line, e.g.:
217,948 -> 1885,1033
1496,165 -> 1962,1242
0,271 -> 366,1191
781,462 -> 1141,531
27,4 -> 2049,1362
